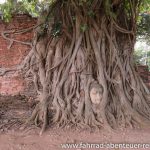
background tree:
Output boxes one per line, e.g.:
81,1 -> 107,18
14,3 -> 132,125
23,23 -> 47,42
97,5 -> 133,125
134,45 -> 150,70
134,0 -> 150,70
1,0 -> 150,134
137,0 -> 150,44
137,13 -> 150,44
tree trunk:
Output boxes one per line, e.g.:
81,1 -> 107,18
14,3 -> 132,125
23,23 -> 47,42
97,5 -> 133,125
24,0 -> 150,134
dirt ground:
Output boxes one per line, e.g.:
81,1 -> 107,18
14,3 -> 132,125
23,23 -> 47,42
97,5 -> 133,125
0,95 -> 150,150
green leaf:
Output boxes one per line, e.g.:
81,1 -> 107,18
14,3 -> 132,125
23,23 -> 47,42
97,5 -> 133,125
80,24 -> 88,32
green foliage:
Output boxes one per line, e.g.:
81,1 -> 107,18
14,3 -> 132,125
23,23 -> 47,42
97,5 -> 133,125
78,0 -> 93,6
51,21 -> 62,37
104,0 -> 117,20
80,24 -> 88,32
140,0 -> 150,12
87,10 -> 95,18
20,0 -> 39,17
79,0 -> 87,6
137,0 -> 150,44
0,0 -> 13,22
0,0 -> 54,22
137,13 -> 150,44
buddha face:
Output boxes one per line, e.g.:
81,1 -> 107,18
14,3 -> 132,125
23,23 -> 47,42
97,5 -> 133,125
90,84 -> 103,105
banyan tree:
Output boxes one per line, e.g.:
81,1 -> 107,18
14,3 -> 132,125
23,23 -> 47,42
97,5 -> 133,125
1,0 -> 150,134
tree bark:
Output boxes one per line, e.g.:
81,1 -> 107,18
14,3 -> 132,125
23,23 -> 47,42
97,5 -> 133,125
19,0 -> 150,133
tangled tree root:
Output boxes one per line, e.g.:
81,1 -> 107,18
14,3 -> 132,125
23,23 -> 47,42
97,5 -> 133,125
1,0 -> 150,134
26,101 -> 49,135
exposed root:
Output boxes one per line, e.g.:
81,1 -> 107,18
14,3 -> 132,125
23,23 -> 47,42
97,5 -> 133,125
1,0 -> 150,133
26,100 -> 49,135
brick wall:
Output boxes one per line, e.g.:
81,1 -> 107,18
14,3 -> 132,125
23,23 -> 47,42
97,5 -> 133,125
0,14 -> 37,95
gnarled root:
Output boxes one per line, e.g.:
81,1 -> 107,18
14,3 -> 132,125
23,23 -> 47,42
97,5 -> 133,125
26,99 -> 49,135
12,0 -> 150,133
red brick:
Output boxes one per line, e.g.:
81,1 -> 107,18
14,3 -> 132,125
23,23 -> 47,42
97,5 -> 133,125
0,14 -> 37,95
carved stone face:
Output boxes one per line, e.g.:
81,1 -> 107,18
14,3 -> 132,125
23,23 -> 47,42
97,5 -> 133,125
90,84 -> 103,105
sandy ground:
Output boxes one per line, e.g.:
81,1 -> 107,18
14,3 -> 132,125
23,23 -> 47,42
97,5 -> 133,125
0,128 -> 150,150
0,95 -> 150,150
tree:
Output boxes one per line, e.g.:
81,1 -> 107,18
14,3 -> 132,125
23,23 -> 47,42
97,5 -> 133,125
137,13 -> 150,44
1,0 -> 150,134
137,0 -> 150,44
134,46 -> 150,70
